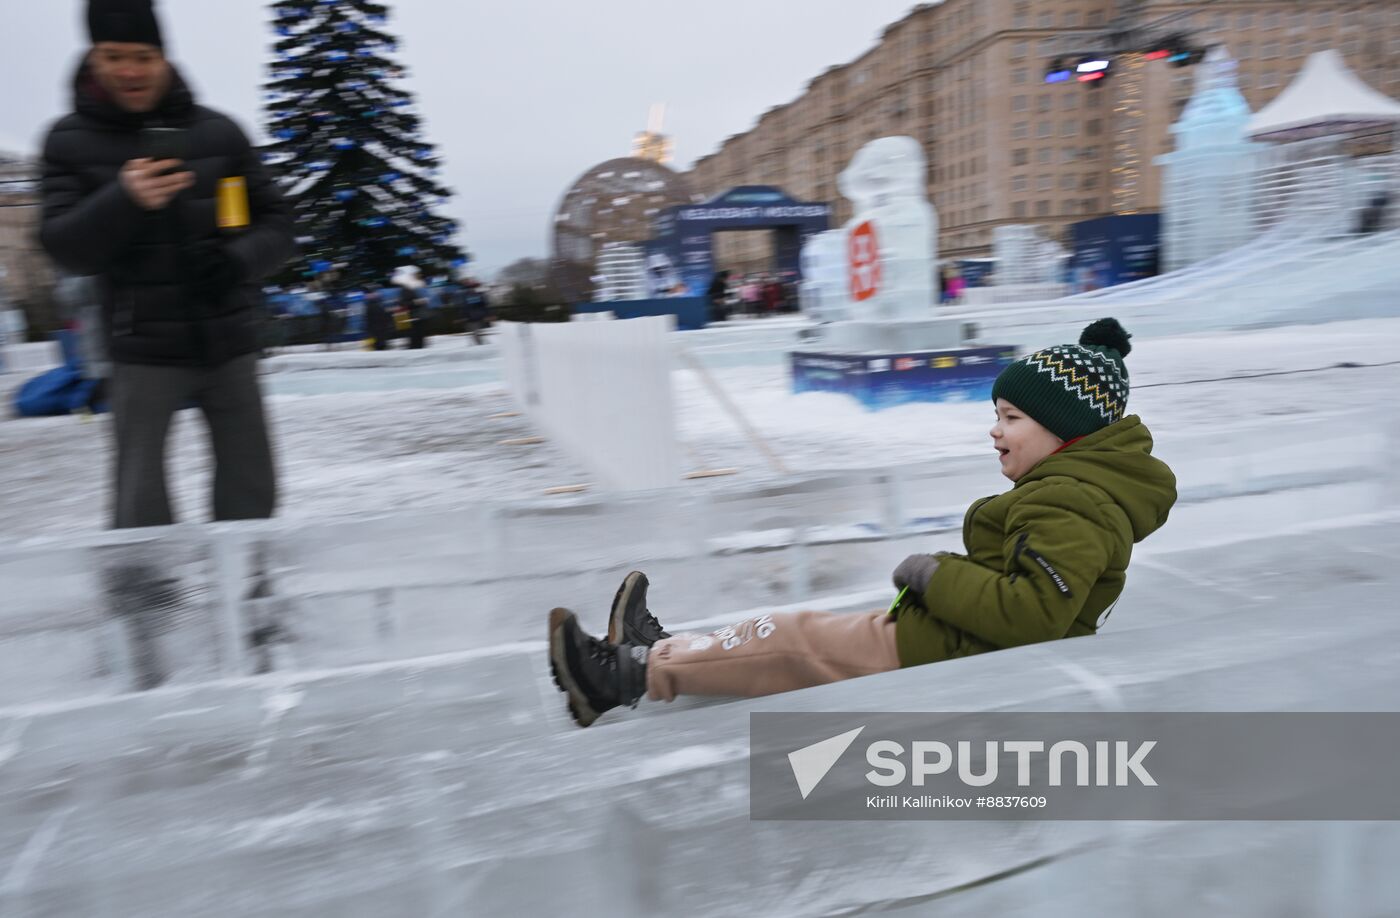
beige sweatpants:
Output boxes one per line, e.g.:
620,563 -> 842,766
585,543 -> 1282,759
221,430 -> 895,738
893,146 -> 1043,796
645,610 -> 901,702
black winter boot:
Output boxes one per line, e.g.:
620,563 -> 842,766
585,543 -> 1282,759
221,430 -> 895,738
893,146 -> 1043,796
606,571 -> 671,647
548,608 -> 648,727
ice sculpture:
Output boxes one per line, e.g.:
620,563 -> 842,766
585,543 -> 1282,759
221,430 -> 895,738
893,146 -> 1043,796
1156,47 -> 1259,271
835,136 -> 937,320
798,137 -> 958,352
593,242 -> 649,302
992,225 -> 1066,285
797,229 -> 850,323
790,138 -> 995,409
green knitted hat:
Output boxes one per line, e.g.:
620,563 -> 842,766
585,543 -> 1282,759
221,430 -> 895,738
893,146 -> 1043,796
991,318 -> 1132,442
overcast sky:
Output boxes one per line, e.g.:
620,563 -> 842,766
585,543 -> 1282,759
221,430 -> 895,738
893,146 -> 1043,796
0,0 -> 920,279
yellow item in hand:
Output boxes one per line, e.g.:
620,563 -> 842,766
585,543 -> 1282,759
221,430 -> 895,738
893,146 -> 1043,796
217,177 -> 250,229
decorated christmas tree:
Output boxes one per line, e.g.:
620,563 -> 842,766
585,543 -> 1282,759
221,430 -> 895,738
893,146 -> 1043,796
262,0 -> 463,288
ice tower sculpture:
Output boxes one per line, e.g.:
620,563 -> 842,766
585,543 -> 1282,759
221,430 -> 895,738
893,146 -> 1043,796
1156,47 -> 1259,271
594,242 -> 649,302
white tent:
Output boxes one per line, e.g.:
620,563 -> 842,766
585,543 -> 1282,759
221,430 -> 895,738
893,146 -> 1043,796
1247,49 -> 1400,141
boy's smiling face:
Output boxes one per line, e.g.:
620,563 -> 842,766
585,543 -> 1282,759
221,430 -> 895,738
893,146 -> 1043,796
991,398 -> 1064,482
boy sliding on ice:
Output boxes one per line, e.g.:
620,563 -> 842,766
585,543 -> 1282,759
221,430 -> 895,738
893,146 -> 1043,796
548,319 -> 1177,727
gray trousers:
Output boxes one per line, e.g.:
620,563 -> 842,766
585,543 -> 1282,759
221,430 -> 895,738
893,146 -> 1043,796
110,353 -> 277,529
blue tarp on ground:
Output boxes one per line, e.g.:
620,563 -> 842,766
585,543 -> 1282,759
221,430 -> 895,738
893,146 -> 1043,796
13,330 -> 105,417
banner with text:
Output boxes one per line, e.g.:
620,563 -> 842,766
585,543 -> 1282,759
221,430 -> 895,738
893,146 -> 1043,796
751,712 -> 1400,820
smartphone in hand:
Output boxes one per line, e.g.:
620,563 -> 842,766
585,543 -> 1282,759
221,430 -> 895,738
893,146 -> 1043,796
139,127 -> 190,173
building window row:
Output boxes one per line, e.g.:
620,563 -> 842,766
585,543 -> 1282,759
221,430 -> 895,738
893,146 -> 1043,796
1009,198 -> 1102,219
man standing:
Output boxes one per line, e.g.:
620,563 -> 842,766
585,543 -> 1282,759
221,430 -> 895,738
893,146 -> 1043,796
41,0 -> 294,530
391,265 -> 428,349
461,277 -> 491,345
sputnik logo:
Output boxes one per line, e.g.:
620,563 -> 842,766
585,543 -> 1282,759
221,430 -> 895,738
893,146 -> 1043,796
787,726 -> 866,799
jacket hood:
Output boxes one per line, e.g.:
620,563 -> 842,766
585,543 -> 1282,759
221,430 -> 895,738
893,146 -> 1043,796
72,56 -> 195,127
1018,415 -> 1177,542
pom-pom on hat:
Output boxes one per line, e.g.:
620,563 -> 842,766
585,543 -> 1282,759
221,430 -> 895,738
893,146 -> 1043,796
991,318 -> 1133,442
88,0 -> 164,49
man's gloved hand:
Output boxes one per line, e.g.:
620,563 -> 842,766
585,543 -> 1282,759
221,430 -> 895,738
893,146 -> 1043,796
892,553 -> 942,601
184,239 -> 243,305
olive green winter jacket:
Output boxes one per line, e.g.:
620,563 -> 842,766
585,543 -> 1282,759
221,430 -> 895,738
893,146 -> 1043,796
893,415 -> 1177,667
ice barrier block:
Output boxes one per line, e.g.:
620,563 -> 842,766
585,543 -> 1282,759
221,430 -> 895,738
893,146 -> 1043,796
0,453 -> 1391,702
261,507 -> 498,593
497,316 -> 681,492
491,490 -> 700,574
0,534 -> 233,703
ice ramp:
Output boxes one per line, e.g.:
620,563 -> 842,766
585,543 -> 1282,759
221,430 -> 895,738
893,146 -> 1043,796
2,519 -> 1399,917
952,225 -> 1400,347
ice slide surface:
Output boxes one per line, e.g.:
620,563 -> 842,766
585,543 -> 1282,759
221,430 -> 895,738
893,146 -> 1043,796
2,512 -> 1398,916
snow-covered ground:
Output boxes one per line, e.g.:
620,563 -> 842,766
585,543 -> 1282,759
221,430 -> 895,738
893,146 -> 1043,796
1,318 -> 1396,542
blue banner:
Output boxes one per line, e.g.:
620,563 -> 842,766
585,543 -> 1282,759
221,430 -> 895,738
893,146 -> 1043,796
791,346 -> 1019,411
955,258 -> 997,288
1069,214 -> 1161,291
573,297 -> 709,331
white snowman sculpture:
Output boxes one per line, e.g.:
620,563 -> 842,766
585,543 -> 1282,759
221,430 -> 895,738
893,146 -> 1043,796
835,136 -> 938,320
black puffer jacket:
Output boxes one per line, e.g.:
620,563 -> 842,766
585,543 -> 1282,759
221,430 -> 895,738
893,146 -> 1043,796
41,62 -> 295,367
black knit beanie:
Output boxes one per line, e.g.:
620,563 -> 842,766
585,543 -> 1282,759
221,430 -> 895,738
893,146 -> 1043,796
88,0 -> 164,48
990,318 -> 1133,442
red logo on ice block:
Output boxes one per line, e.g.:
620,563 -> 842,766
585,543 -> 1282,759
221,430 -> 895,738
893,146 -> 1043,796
848,220 -> 881,302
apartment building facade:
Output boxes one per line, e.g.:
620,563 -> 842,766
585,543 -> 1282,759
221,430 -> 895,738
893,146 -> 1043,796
685,0 -> 1400,272
0,152 -> 52,327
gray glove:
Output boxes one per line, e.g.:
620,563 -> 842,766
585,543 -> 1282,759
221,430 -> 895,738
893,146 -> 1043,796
892,553 -> 941,599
